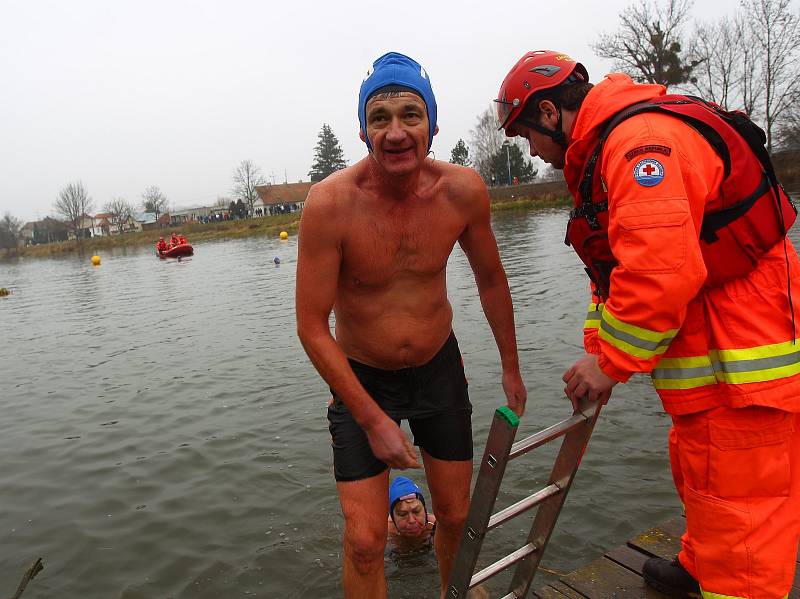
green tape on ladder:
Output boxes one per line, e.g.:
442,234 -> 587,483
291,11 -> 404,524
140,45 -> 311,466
495,406 -> 520,428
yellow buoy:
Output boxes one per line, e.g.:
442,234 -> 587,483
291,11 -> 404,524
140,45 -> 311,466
0,288 -> 9,297
279,231 -> 288,240
91,255 -> 101,266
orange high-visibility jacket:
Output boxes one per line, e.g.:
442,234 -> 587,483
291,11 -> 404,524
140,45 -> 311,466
563,74 -> 800,416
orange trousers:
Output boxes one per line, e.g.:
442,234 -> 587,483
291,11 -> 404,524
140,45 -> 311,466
669,406 -> 800,599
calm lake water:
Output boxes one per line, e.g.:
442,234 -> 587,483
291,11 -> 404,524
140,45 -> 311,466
4,206 -> 770,598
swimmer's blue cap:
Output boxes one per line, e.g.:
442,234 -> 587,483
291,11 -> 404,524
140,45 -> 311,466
389,476 -> 425,515
358,52 -> 437,152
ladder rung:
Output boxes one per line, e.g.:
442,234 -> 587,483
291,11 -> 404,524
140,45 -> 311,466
498,593 -> 519,599
469,542 -> 538,588
487,483 -> 561,531
508,413 -> 586,460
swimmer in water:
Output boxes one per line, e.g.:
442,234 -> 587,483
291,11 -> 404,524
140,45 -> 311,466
387,476 -> 436,553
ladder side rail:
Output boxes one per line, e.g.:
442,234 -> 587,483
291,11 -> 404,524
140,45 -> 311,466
508,414 -> 587,461
506,399 -> 604,599
447,409 -> 520,599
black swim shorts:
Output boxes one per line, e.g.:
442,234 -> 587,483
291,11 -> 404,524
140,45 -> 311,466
327,332 -> 473,482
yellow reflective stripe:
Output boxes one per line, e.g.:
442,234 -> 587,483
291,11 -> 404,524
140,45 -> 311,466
599,309 -> 676,359
701,590 -> 746,599
584,303 -> 604,330
712,338 -> 799,362
656,355 -> 714,369
602,309 -> 679,344
716,361 -> 800,384
653,375 -> 718,390
700,591 -> 785,599
651,340 -> 800,389
712,338 -> 800,384
652,355 -> 716,390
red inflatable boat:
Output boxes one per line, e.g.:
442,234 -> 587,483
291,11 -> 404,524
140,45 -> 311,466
157,243 -> 194,258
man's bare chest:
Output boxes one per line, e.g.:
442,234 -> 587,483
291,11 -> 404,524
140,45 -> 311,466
340,206 -> 465,287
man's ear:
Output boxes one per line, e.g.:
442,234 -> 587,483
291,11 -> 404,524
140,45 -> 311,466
432,125 -> 439,137
359,129 -> 365,142
538,99 -> 558,124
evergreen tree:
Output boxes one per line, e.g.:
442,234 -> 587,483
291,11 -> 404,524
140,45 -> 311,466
235,199 -> 247,219
490,143 -> 537,184
449,139 -> 472,166
308,124 -> 348,182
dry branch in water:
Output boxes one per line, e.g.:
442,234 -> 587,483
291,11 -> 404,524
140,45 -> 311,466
10,557 -> 43,599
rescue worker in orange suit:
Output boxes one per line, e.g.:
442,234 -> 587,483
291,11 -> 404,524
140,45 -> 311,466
495,50 -> 800,598
170,232 -> 180,248
156,236 -> 168,253
178,234 -> 187,245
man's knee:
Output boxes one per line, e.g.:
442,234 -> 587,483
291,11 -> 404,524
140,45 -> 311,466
434,498 -> 469,532
344,526 -> 386,574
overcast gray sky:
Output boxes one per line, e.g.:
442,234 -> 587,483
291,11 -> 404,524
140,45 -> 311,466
1,0 -> 738,222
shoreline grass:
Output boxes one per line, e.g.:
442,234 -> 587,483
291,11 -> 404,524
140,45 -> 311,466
1,213 -> 301,260
1,192 -> 569,261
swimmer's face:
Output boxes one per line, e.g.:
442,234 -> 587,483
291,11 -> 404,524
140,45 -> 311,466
392,497 -> 426,537
361,92 -> 437,176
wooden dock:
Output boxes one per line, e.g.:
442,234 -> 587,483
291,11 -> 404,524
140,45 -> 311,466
534,518 -> 800,598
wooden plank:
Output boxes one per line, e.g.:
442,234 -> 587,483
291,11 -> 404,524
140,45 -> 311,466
549,581 -> 587,598
605,543 -> 650,575
535,580 -> 588,598
627,524 -> 682,561
657,517 -> 685,538
535,582 -> 585,598
559,555 -> 673,598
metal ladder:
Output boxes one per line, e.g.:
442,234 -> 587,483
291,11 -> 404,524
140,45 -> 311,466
446,398 -> 604,599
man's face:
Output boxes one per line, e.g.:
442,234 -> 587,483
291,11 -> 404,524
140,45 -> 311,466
392,498 -> 426,537
362,92 -> 433,176
513,120 -> 566,170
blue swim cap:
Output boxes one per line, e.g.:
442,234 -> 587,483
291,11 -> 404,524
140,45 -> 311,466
358,52 -> 437,152
389,476 -> 425,516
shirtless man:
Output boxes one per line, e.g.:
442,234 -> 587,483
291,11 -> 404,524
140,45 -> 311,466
296,51 -> 527,599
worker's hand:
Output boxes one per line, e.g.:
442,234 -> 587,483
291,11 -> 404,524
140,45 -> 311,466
562,354 -> 617,411
364,415 -> 420,470
502,368 -> 527,417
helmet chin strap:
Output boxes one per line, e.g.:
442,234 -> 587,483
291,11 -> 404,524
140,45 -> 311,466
516,104 -> 568,149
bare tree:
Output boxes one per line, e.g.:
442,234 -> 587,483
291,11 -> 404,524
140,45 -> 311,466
470,106 -> 506,183
593,0 -> 698,87
141,185 -> 167,220
231,159 -> 266,217
743,0 -> 800,151
736,12 -> 763,119
103,198 -> 135,234
0,212 -> 22,249
775,104 -> 800,150
54,181 -> 94,242
215,196 -> 230,207
687,17 -> 741,108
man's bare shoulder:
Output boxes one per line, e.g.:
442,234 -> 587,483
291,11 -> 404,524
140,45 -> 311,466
305,159 -> 370,207
303,160 -> 368,219
431,160 -> 488,206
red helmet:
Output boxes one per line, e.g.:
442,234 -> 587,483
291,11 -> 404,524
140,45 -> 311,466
495,50 -> 588,132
